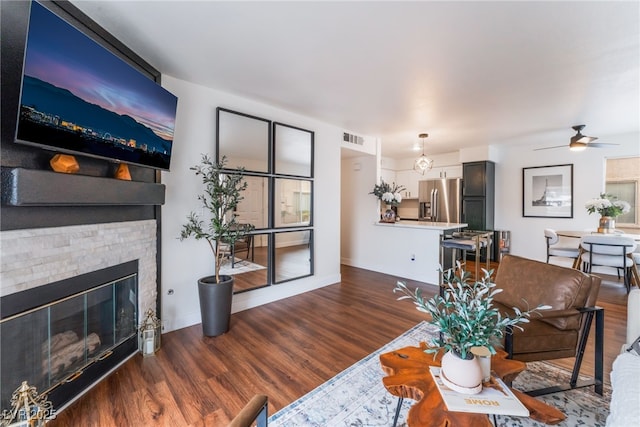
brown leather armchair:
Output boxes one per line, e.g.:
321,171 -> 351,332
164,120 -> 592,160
493,255 -> 603,396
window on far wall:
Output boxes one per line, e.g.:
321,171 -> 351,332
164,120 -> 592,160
605,156 -> 640,227
606,181 -> 636,224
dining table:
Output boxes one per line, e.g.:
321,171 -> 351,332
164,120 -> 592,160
556,230 -> 640,243
557,230 -> 640,286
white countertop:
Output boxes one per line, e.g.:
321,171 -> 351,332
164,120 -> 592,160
375,220 -> 468,231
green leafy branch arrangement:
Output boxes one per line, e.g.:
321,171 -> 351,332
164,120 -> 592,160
394,265 -> 550,359
180,154 -> 253,283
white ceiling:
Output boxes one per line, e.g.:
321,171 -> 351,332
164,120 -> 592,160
70,1 -> 640,159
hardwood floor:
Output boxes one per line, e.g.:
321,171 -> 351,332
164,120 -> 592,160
49,264 -> 628,426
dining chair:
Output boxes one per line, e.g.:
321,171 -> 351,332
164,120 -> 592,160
632,253 -> 640,288
580,235 -> 637,293
544,229 -> 580,265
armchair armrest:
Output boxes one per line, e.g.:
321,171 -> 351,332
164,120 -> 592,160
536,307 -> 594,330
536,308 -> 579,319
578,306 -> 603,313
228,394 -> 268,427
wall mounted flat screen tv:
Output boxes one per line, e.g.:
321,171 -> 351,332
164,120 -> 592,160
15,1 -> 178,171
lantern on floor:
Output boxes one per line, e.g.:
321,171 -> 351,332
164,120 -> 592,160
138,309 -> 161,356
0,381 -> 54,427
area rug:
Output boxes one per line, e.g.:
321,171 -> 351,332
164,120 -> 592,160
219,257 -> 266,275
268,321 -> 611,427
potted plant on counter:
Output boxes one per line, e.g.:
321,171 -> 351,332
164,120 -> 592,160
180,154 -> 252,337
370,179 -> 405,222
394,264 -> 549,394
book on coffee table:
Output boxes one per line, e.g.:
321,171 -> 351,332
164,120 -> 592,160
429,366 -> 529,417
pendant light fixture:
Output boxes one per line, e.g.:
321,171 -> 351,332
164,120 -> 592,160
413,133 -> 433,175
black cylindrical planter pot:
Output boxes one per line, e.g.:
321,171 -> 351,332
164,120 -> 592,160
198,275 -> 234,337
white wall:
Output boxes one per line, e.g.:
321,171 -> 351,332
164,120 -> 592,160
160,75 -> 341,332
341,153 -> 378,268
341,132 -> 378,156
392,151 -> 460,171
494,132 -> 640,264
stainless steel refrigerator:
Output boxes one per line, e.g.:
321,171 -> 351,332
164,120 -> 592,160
418,178 -> 463,223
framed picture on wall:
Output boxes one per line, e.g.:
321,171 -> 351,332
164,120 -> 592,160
523,164 -> 573,218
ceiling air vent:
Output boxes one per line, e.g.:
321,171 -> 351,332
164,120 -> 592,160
343,132 -> 364,146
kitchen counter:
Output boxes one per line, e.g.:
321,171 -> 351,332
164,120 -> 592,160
375,220 -> 467,231
370,220 -> 469,286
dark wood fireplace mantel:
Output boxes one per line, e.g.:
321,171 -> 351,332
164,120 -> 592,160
1,167 -> 165,206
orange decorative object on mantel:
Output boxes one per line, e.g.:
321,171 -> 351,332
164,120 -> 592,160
380,342 -> 566,426
114,163 -> 132,180
50,154 -> 79,174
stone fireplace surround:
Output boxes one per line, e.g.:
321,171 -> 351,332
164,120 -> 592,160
0,219 -> 157,313
0,219 -> 157,411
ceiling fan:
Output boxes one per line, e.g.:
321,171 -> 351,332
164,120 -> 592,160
535,125 -> 618,151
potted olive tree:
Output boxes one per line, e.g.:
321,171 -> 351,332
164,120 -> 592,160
394,265 -> 549,394
180,154 -> 252,336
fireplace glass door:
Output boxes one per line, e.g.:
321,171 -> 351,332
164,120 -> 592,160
0,273 -> 137,410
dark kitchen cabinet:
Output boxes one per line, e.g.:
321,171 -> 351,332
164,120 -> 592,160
462,161 -> 496,260
462,198 -> 492,231
463,161 -> 495,198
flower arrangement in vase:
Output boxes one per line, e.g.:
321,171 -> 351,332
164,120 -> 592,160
394,264 -> 549,394
370,179 -> 405,222
585,193 -> 630,233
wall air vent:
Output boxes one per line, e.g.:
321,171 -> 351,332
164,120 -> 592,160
343,132 -> 364,146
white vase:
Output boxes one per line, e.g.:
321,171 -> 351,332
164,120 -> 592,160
470,346 -> 492,383
440,350 -> 483,394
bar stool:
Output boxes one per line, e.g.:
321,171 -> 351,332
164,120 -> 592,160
441,231 -> 492,281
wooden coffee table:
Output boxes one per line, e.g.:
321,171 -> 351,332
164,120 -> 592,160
380,342 -> 566,426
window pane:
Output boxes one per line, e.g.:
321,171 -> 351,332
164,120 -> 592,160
605,181 -> 636,224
